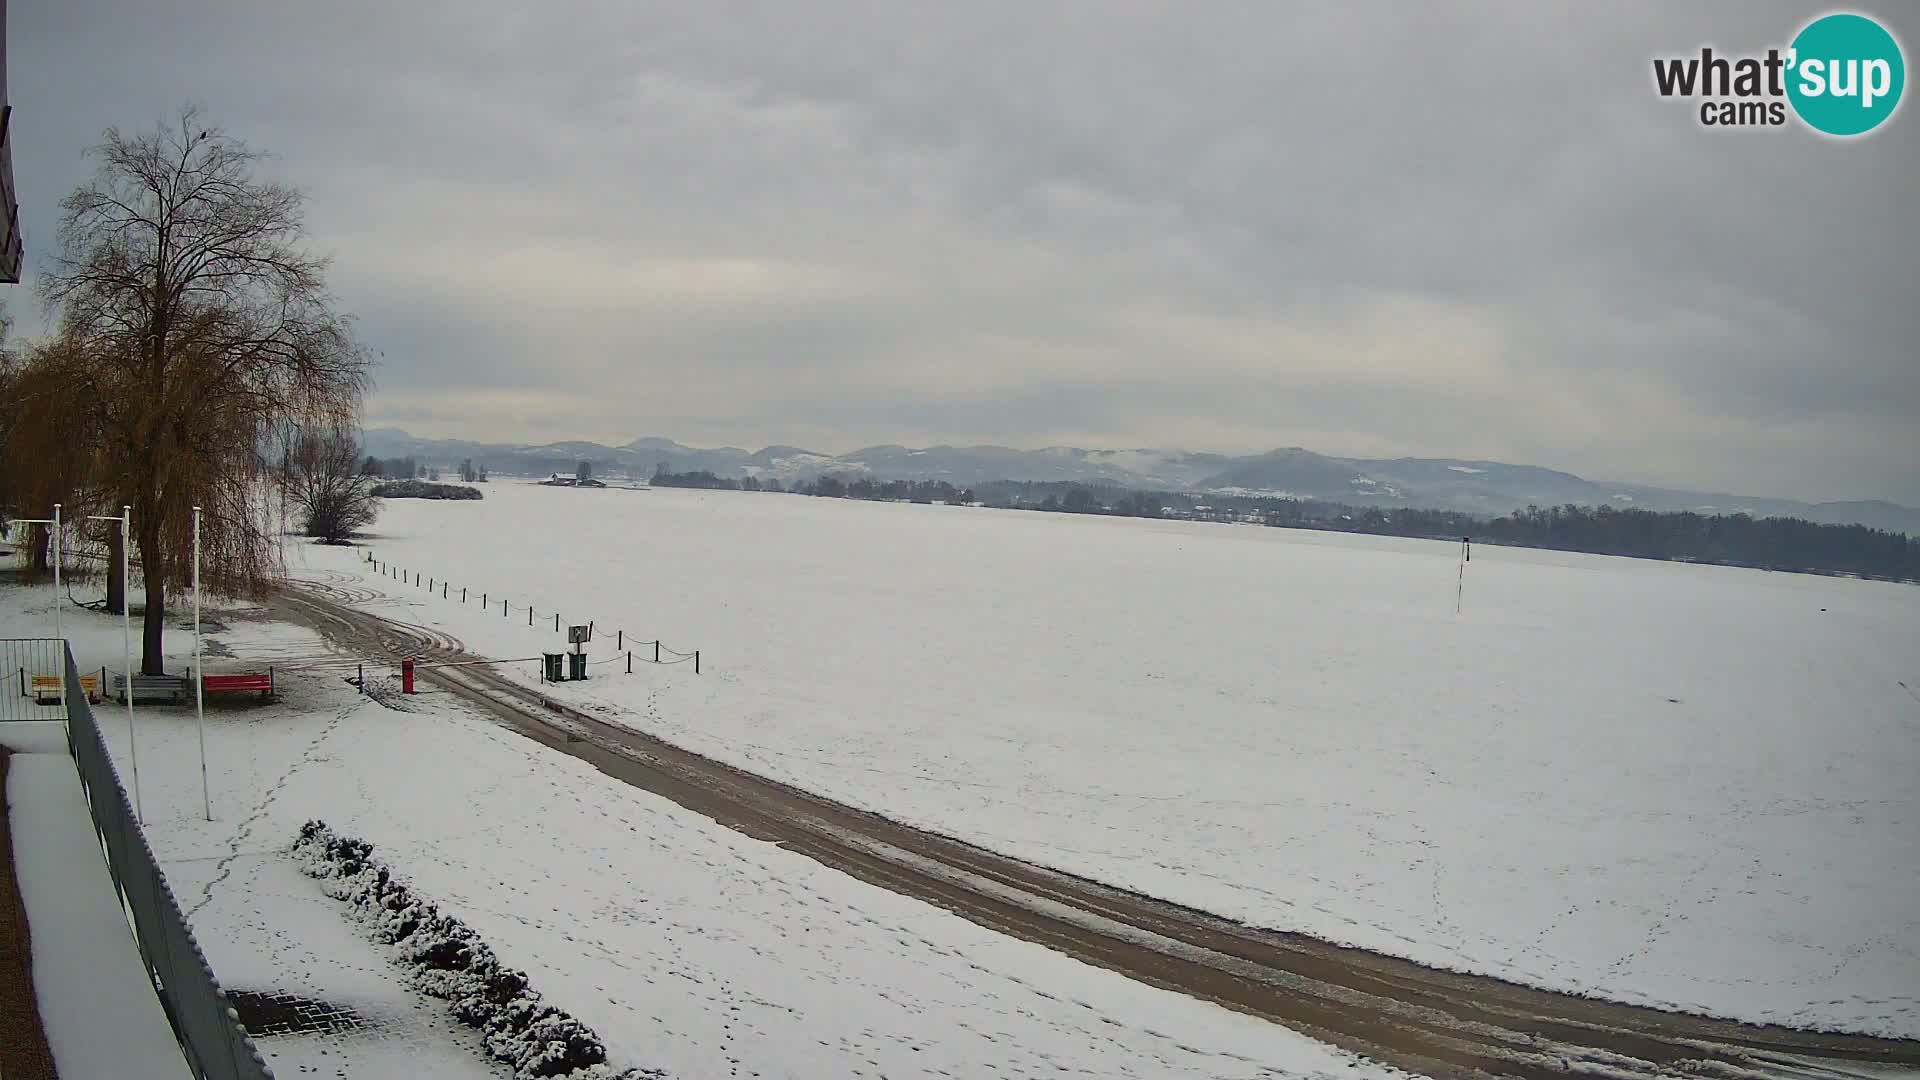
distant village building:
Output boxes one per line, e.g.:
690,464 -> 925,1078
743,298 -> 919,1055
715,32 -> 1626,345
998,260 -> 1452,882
540,472 -> 606,488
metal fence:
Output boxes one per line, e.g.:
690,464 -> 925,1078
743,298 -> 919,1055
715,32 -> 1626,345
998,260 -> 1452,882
1,637 -> 72,722
62,647 -> 277,1080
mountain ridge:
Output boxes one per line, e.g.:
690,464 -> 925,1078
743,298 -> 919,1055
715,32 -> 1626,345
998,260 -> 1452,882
358,427 -> 1920,534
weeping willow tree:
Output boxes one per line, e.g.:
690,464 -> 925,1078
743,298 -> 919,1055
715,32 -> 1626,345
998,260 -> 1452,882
0,333 -> 115,588
35,107 -> 373,673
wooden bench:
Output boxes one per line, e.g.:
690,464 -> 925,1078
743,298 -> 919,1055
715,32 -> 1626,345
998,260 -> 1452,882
29,674 -> 102,705
111,674 -> 190,705
201,671 -> 275,701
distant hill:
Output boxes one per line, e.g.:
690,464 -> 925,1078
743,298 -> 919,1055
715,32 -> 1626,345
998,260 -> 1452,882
358,428 -> 1920,534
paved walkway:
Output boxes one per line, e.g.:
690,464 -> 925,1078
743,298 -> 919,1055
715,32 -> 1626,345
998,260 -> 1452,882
0,749 -> 58,1079
1,723 -> 194,1080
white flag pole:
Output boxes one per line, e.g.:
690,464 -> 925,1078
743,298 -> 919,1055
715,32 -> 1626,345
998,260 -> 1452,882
54,504 -> 64,720
52,504 -> 63,650
123,506 -> 141,824
93,507 -> 142,824
194,506 -> 211,821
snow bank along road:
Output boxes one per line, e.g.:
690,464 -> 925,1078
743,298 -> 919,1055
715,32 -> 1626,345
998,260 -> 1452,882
274,580 -> 1920,1080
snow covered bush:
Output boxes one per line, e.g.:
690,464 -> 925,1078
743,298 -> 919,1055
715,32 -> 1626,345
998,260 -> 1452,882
293,820 -> 665,1079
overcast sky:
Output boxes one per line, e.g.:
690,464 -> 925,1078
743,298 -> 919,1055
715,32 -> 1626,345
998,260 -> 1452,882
9,2 -> 1916,503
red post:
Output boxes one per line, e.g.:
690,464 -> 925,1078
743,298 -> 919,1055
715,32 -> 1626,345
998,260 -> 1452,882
401,657 -> 416,695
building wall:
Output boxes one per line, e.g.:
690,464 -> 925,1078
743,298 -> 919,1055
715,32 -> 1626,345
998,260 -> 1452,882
0,0 -> 21,285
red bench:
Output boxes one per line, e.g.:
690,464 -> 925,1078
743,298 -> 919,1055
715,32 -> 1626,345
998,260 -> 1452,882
201,671 -> 275,701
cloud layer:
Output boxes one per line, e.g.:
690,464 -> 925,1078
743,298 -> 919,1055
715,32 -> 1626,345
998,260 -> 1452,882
11,1 -> 1917,502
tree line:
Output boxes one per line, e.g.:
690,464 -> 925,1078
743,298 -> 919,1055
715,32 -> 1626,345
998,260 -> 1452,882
652,466 -> 976,504
0,108 -> 375,672
1477,503 -> 1916,580
654,470 -> 1917,583
354,456 -> 489,483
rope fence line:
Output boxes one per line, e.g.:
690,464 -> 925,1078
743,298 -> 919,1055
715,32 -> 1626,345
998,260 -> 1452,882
361,552 -> 695,665
298,552 -> 710,686
410,656 -> 541,671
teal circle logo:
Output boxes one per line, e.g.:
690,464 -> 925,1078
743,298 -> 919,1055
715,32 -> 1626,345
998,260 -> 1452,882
1786,13 -> 1905,136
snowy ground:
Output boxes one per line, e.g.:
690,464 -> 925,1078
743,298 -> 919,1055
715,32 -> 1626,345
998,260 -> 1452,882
285,481 -> 1918,1038
0,583 -> 1389,1079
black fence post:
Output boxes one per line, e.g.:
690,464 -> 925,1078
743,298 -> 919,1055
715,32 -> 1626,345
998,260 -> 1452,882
528,607 -> 533,626
617,629 -> 622,650
626,651 -> 632,674
694,650 -> 700,675
462,587 -> 467,603
554,613 -> 560,632
442,583 -> 448,599
654,640 -> 660,664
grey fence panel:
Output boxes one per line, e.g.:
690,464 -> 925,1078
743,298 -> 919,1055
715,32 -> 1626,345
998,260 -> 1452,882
1,637 -> 70,722
63,647 -> 277,1080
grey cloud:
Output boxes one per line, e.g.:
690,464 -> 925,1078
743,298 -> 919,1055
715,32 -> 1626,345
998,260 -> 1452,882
9,1 -> 1917,503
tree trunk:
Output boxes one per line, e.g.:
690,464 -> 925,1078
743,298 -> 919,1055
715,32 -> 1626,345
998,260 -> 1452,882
29,524 -> 50,576
137,520 -> 167,675
105,528 -> 126,615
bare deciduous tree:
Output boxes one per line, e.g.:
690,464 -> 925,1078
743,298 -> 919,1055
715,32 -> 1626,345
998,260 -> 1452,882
39,107 -> 373,673
288,426 -> 380,543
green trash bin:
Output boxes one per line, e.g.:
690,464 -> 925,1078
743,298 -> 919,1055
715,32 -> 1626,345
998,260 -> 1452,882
542,653 -> 564,682
567,652 -> 588,681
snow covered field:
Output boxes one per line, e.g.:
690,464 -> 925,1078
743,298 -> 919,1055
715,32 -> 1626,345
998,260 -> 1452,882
290,480 -> 1919,1038
0,585 -> 1384,1079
